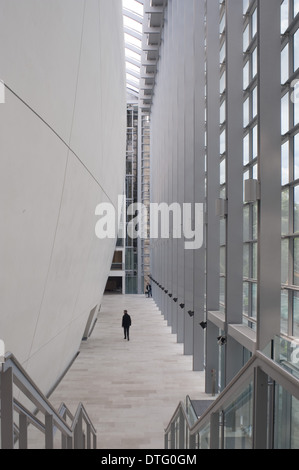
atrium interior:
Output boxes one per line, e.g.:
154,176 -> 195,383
0,0 -> 299,450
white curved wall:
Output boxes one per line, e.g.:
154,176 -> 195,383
0,0 -> 126,394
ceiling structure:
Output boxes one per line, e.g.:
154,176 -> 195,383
123,0 -> 167,111
123,0 -> 144,98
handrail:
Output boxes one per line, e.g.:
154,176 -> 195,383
165,348 -> 299,448
190,354 -> 257,434
0,352 -> 97,449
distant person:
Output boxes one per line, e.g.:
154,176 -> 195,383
146,284 -> 152,298
122,310 -> 131,341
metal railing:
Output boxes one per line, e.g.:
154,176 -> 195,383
0,352 -> 97,449
165,343 -> 299,449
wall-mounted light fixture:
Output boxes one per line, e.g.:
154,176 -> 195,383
173,298 -> 178,302
168,293 -> 172,298
179,303 -> 185,309
188,311 -> 194,317
200,321 -> 207,330
217,335 -> 227,346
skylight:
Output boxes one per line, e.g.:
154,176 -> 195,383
122,0 -> 144,97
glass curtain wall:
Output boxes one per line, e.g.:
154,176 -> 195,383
126,105 -> 139,293
214,0 -> 299,387
219,2 -> 227,314
280,0 -> 299,337
242,0 -> 258,330
141,114 -> 151,290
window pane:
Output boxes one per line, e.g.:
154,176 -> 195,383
295,80 -> 299,125
220,277 -> 226,312
244,205 -> 250,241
244,97 -> 250,127
294,29 -> 299,72
282,189 -> 290,235
294,292 -> 299,337
220,12 -> 225,34
243,24 -> 250,52
252,87 -> 257,118
243,282 -> 249,315
252,125 -> 258,159
244,170 -> 249,202
252,242 -> 257,279
294,238 -> 299,286
281,44 -> 289,84
251,284 -> 257,319
220,158 -> 226,184
220,246 -> 226,275
220,100 -> 226,124
295,186 -> 299,234
220,130 -> 226,155
281,93 -> 289,135
243,244 -> 249,278
252,48 -> 257,78
281,290 -> 289,335
243,61 -> 249,90
282,141 -> 289,185
281,239 -> 289,284
253,203 -> 258,240
243,0 -> 249,15
220,72 -> 226,94
281,0 -> 289,34
252,9 -> 257,37
220,41 -> 226,64
295,0 -> 299,17
244,134 -> 250,165
295,133 -> 299,181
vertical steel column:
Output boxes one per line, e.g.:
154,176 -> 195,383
74,408 -> 84,449
19,413 -> 28,449
176,0 -> 186,344
167,0 -> 174,330
193,0 -> 206,372
205,0 -> 221,393
253,366 -> 268,449
160,32 -> 167,322
183,0 -> 195,356
45,413 -> 54,449
256,0 -> 281,350
170,421 -> 176,449
210,412 -> 220,449
225,0 -> 244,383
178,408 -> 185,449
171,0 -> 179,336
164,5 -> 171,326
1,367 -> 14,449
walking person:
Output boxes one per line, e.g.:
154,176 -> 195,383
145,283 -> 152,298
122,310 -> 131,341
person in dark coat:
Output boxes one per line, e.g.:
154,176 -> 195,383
145,284 -> 152,298
122,310 -> 131,341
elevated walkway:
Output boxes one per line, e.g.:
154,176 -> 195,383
48,294 -> 210,449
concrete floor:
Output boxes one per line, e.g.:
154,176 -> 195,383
47,294 -> 211,449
